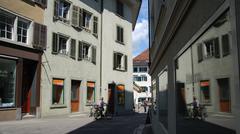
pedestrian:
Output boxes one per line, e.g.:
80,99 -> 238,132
143,100 -> 147,113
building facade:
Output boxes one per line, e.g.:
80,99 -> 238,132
133,49 -> 151,106
41,0 -> 141,117
0,0 -> 47,121
149,0 -> 240,134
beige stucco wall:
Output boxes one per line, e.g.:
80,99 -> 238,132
0,0 -> 44,23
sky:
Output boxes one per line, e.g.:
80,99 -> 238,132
132,0 -> 149,57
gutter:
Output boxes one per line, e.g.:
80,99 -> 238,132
100,0 -> 103,98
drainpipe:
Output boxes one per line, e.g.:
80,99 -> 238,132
100,0 -> 103,98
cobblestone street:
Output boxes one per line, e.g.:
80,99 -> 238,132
0,113 -> 146,134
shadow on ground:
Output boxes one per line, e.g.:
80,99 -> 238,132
177,117 -> 236,134
68,113 -> 147,134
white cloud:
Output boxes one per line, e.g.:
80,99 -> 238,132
132,19 -> 149,57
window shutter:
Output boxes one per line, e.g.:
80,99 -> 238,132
40,24 -> 47,50
93,16 -> 98,37
197,44 -> 203,62
121,28 -> 124,43
52,33 -> 58,54
214,37 -> 220,58
33,23 -> 40,48
78,41 -> 83,60
91,46 -> 96,64
222,34 -> 230,57
54,0 -> 59,17
70,39 -> 76,59
117,26 -> 120,41
72,5 -> 79,27
113,53 -> 117,69
79,8 -> 83,27
124,55 -> 127,71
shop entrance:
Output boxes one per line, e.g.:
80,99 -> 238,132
22,60 -> 37,116
107,84 -> 115,114
71,80 -> 81,112
217,78 -> 231,113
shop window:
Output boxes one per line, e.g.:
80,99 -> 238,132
113,52 -> 127,71
87,82 -> 95,103
17,18 -> 30,43
0,58 -> 16,108
200,80 -> 211,104
0,10 -> 15,40
52,79 -> 64,105
117,85 -> 125,105
52,33 -> 70,55
54,0 -> 71,23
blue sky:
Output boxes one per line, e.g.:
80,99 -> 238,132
132,0 -> 149,57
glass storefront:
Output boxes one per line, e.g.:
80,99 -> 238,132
0,58 -> 16,108
176,11 -> 236,133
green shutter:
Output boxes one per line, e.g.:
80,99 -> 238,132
54,0 -> 59,18
72,5 -> 79,27
214,37 -> 220,58
93,16 -> 98,36
52,33 -> 58,54
79,8 -> 83,27
124,55 -> 127,71
91,46 -> 96,64
197,44 -> 203,62
70,39 -> 76,59
222,34 -> 230,56
113,53 -> 117,69
78,41 -> 83,60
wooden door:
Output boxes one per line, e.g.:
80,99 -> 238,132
71,80 -> 81,112
217,78 -> 231,112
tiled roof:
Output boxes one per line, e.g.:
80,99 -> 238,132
133,49 -> 149,65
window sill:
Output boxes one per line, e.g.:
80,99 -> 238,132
53,17 -> 70,26
115,40 -> 125,45
114,68 -> 127,72
50,105 -> 67,109
0,107 -> 16,111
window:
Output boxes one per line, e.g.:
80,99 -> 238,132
52,79 -> 64,105
141,75 -> 147,81
93,16 -> 98,37
113,52 -> 127,71
133,75 -> 138,81
30,0 -> 47,8
200,80 -> 211,104
78,41 -> 96,64
139,67 -> 148,72
82,10 -> 92,30
52,33 -> 70,55
0,10 -> 14,39
141,86 -> 148,92
203,38 -> 220,59
87,82 -> 95,103
54,0 -> 71,23
116,0 -> 124,17
116,26 -> 124,43
17,18 -> 30,43
222,34 -> 230,57
117,85 -> 125,105
0,58 -> 16,108
133,67 -> 138,72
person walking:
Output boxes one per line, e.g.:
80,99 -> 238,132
143,100 -> 148,113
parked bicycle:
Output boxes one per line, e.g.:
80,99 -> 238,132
186,103 -> 207,120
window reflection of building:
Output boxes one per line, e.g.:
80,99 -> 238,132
87,82 -> 95,103
176,11 -> 233,115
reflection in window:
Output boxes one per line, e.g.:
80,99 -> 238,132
0,58 -> 16,108
87,82 -> 95,103
176,11 -> 235,134
117,85 -> 125,105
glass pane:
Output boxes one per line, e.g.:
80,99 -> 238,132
0,58 -> 16,108
52,79 -> 64,105
176,11 -> 236,134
